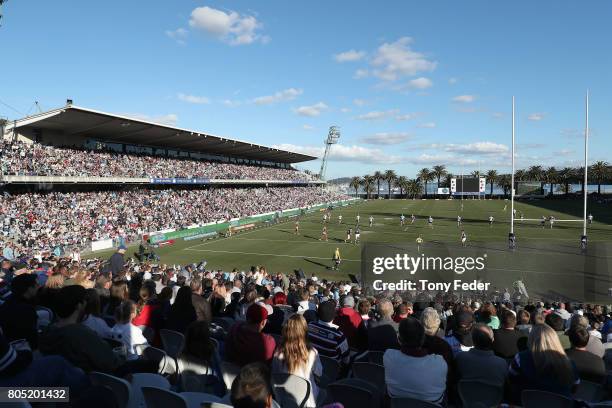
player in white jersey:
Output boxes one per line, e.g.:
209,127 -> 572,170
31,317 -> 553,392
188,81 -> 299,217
549,216 -> 555,229
488,215 -> 494,227
457,215 -> 462,227
354,226 -> 361,244
356,214 -> 360,224
338,214 -> 343,224
428,216 -> 434,228
411,214 -> 416,224
294,220 -> 300,235
369,216 -> 374,227
540,216 -> 546,228
323,214 -> 328,224
460,230 -> 467,247
345,228 -> 352,243
503,204 -> 507,212
400,214 -> 405,226
588,214 -> 593,224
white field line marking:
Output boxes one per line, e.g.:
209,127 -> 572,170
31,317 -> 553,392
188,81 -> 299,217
183,227 -> 266,251
184,248 -> 361,261
232,237 -> 360,245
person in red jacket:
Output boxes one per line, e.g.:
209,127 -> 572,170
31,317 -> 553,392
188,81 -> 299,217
225,303 -> 276,367
333,296 -> 363,348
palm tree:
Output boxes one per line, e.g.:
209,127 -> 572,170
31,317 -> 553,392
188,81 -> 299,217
527,165 -> 544,195
497,174 -> 511,197
384,169 -> 397,199
591,161 -> 609,195
470,170 -> 481,178
417,168 -> 433,197
558,167 -> 574,196
432,165 -> 448,189
361,175 -> 375,199
406,179 -> 422,198
544,166 -> 558,196
349,176 -> 362,197
395,176 -> 408,198
442,173 -> 454,188
485,170 -> 498,198
373,170 -> 383,198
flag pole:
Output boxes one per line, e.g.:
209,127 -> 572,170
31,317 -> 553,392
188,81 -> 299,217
511,96 -> 515,234
582,90 -> 589,248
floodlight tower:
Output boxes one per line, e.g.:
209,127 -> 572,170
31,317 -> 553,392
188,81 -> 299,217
319,126 -> 340,180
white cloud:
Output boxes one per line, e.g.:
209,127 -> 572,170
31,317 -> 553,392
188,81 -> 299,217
353,99 -> 367,106
188,6 -> 267,46
303,124 -> 314,131
406,154 -> 479,166
353,69 -> 369,79
407,77 -> 433,90
395,112 -> 421,121
222,99 -> 242,108
418,122 -> 436,128
370,37 -> 437,81
334,49 -> 366,62
528,112 -> 545,121
293,102 -> 328,117
123,113 -> 179,126
272,143 -> 402,164
436,141 -> 509,155
340,107 -> 351,113
166,28 -> 188,45
452,95 -> 476,103
253,88 -> 303,105
448,78 -> 458,84
492,112 -> 504,119
178,93 -> 210,104
359,132 -> 413,145
355,109 -> 399,121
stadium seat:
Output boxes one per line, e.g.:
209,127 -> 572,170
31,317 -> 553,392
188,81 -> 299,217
352,362 -> 385,389
141,386 -> 188,408
180,392 -> 224,406
211,317 -> 234,331
367,350 -> 385,365
220,360 -> 241,390
271,373 -> 311,408
574,380 -> 607,402
319,355 -> 341,388
327,378 -> 382,408
90,371 -> 131,408
160,329 -> 185,374
390,397 -> 441,408
457,379 -> 503,408
129,373 -> 171,408
521,389 -> 574,408
142,346 -> 170,375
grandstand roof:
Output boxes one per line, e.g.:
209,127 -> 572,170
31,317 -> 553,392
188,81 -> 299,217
6,104 -> 316,163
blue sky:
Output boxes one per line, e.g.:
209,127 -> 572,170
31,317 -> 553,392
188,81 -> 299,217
1,1 -> 611,179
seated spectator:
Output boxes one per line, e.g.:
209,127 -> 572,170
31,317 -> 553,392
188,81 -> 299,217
295,287 -> 316,314
569,314 -> 604,358
545,313 -> 571,350
231,362 -> 274,408
132,284 -> 161,329
493,310 -> 526,359
421,307 -> 453,367
333,295 -> 363,349
456,324 -> 508,387
565,326 -> 606,383
509,323 -> 579,403
383,317 -> 447,404
103,280 -> 129,319
111,300 -> 148,360
225,303 -> 276,366
263,292 -> 287,335
272,314 -> 322,407
190,278 -> 212,323
166,286 -> 197,333
37,272 -> 64,312
357,299 -> 372,321
178,320 -> 224,396
82,288 -> 113,339
516,309 -> 532,334
0,330 -> 90,397
445,311 -> 474,355
478,302 -> 500,330
392,302 -> 413,323
367,299 -> 400,351
308,300 -> 350,365
39,285 -> 121,373
0,274 -> 39,348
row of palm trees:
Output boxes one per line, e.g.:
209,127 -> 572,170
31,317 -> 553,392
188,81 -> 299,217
348,161 -> 611,199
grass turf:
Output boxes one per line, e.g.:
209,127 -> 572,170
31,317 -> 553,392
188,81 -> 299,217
93,198 -> 612,301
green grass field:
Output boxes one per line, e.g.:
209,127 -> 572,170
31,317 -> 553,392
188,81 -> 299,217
94,198 -> 612,301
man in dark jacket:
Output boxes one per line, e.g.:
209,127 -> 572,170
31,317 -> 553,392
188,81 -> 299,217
493,310 -> 526,359
190,278 -> 212,322
108,245 -> 127,276
565,326 -> 606,384
368,299 -> 400,351
0,274 -> 39,348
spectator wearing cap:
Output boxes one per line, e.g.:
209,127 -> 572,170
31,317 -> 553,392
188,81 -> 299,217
0,274 -> 39,348
368,299 -> 400,351
333,295 -> 363,349
565,326 -> 606,383
383,317 -> 447,404
545,313 -> 571,350
445,311 -> 474,355
308,300 -> 350,366
109,245 -> 126,276
39,285 -> 121,373
455,324 -> 508,388
493,310 -> 526,359
225,303 -> 276,367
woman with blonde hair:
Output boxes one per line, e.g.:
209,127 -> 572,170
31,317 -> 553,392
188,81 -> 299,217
509,323 -> 579,403
272,314 -> 322,407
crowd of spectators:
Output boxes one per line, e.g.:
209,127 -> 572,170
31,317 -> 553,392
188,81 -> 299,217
1,249 -> 612,407
0,139 -> 315,181
0,186 -> 348,255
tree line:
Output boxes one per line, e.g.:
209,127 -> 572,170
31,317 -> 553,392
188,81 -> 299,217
348,161 -> 611,198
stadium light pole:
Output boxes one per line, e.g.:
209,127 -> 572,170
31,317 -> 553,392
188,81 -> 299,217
581,90 -> 589,249
318,126 -> 340,181
509,96 -> 516,248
